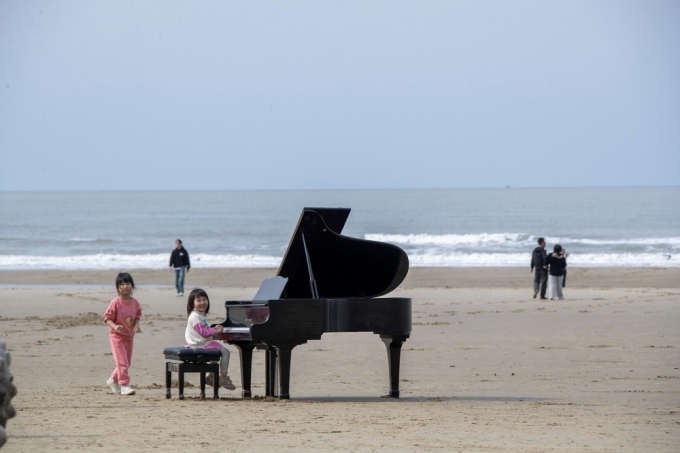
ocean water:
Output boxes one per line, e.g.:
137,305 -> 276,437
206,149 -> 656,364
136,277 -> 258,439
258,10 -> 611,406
0,187 -> 678,269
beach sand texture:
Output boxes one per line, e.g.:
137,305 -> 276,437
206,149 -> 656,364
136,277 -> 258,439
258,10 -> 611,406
1,268 -> 679,452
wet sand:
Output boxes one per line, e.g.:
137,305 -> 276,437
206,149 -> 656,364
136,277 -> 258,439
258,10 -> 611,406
1,268 -> 679,452
1,266 -> 679,289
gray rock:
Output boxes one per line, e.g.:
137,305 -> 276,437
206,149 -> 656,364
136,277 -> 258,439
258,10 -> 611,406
0,341 -> 17,449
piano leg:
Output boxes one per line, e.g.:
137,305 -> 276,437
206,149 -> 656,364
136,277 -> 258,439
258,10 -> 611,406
270,341 -> 306,400
380,334 -> 409,399
265,347 -> 278,397
232,342 -> 255,398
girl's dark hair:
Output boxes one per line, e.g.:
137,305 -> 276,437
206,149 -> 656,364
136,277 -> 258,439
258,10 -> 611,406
115,272 -> 135,295
553,244 -> 563,253
187,288 -> 210,316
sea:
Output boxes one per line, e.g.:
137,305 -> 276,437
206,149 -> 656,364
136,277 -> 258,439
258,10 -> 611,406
0,187 -> 678,270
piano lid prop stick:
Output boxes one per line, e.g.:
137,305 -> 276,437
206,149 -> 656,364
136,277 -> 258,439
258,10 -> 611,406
301,233 -> 320,299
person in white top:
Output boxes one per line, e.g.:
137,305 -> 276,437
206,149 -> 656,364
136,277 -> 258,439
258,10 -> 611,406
184,288 -> 235,390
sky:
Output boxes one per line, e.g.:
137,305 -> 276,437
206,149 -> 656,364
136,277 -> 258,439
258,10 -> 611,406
0,0 -> 678,191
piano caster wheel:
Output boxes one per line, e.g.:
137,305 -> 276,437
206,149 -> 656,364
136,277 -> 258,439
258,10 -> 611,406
179,395 -> 185,400
381,392 -> 399,399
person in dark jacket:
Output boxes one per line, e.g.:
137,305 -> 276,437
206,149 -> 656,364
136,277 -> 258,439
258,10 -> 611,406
545,244 -> 567,300
169,239 -> 190,296
530,237 -> 548,299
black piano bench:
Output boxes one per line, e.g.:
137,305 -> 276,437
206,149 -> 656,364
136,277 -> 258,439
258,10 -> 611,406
163,347 -> 221,400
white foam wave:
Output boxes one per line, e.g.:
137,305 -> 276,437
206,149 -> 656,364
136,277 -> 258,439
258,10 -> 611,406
366,233 -> 529,246
548,237 -> 680,247
0,252 -> 676,270
0,253 -> 281,270
407,252 -> 677,267
366,233 -> 680,248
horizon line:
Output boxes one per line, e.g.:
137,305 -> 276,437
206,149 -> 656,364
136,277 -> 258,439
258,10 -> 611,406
1,184 -> 679,194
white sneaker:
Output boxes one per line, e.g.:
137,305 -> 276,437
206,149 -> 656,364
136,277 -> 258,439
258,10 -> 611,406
220,375 -> 236,391
176,293 -> 182,297
107,377 -> 121,394
179,292 -> 183,296
120,384 -> 136,395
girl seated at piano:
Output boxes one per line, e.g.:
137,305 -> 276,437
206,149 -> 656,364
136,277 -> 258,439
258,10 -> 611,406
185,288 -> 236,390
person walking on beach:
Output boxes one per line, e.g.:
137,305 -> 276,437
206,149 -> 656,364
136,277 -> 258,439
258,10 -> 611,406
546,244 -> 567,300
104,272 -> 142,395
530,237 -> 548,299
169,239 -> 190,296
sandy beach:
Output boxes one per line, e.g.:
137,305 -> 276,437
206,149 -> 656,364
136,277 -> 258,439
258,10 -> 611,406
1,267 -> 679,452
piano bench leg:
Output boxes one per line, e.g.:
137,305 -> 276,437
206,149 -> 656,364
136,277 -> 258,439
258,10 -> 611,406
199,372 -> 206,399
178,367 -> 185,400
165,362 -> 172,399
165,361 -> 221,399
212,364 -> 219,399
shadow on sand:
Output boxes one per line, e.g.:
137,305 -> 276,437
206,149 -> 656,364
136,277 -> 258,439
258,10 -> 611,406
288,395 -> 553,403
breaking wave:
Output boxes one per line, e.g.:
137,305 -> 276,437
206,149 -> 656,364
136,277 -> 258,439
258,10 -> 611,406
0,251 -> 676,270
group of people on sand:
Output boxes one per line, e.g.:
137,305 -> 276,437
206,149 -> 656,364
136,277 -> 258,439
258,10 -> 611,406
104,237 -> 571,395
530,237 -> 568,300
102,271 -> 236,396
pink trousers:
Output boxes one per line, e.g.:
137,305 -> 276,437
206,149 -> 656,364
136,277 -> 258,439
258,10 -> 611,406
109,334 -> 134,385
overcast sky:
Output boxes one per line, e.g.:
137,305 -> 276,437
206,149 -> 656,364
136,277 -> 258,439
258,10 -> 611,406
1,1 -> 678,191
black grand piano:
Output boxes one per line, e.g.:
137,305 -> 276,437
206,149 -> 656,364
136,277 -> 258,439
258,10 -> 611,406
215,208 -> 412,399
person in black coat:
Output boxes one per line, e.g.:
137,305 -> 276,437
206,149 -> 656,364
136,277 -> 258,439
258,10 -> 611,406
169,239 -> 191,296
530,237 -> 548,299
545,244 -> 567,300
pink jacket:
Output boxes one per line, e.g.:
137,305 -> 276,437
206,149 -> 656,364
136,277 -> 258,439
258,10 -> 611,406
104,296 -> 142,339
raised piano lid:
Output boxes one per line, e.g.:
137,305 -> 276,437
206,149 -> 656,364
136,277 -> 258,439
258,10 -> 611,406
276,207 -> 409,299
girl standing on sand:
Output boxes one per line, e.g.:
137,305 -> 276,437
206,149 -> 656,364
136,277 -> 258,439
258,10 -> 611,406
104,272 -> 142,395
185,288 -> 236,390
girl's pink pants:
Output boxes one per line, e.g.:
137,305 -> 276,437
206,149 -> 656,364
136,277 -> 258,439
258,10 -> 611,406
109,334 -> 134,385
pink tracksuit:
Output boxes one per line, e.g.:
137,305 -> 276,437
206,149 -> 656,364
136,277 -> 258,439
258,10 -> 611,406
104,296 -> 142,386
